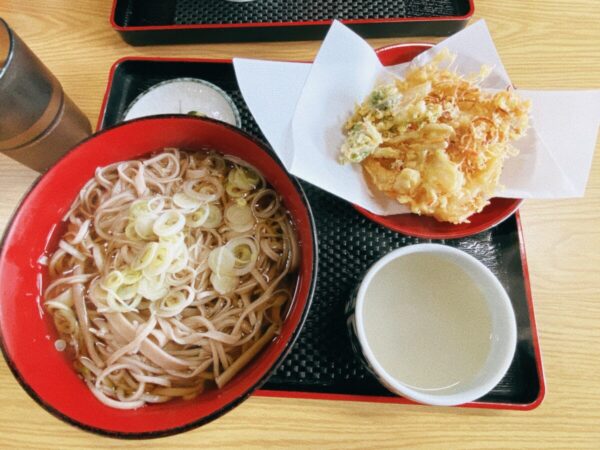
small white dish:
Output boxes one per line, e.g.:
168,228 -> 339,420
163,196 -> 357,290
346,243 -> 517,406
122,77 -> 241,127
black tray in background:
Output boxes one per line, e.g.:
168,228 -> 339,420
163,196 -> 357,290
98,57 -> 544,410
111,0 -> 474,45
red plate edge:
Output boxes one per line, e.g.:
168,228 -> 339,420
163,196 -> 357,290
353,199 -> 524,240
109,0 -> 474,32
96,52 -> 545,411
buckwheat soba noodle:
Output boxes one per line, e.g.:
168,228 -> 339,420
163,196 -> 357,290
43,148 -> 299,409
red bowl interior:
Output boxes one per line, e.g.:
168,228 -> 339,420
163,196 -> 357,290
0,116 -> 316,437
354,44 -> 523,239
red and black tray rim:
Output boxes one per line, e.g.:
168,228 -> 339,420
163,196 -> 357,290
109,0 -> 475,44
97,55 -> 546,413
110,0 -> 474,31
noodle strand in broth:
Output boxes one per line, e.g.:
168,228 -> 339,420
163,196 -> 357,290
44,149 -> 298,409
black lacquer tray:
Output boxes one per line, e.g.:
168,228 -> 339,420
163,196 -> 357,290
110,0 -> 474,45
98,57 -> 545,410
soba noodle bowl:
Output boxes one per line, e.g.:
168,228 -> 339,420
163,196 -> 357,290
43,148 -> 299,409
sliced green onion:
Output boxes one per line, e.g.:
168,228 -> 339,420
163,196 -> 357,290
173,192 -> 202,211
210,273 -> 239,295
132,242 -> 160,271
129,199 -> 150,217
183,178 -> 223,202
134,213 -> 158,240
208,246 -> 236,276
153,211 -> 185,237
167,245 -> 189,274
187,204 -> 210,228
116,283 -> 138,301
121,269 -> 142,285
101,270 -> 124,291
224,203 -> 254,232
147,197 -> 165,214
125,222 -> 140,241
225,237 -> 258,276
228,166 -> 260,191
202,204 -> 222,229
138,276 -> 169,301
153,287 -> 194,317
143,243 -> 175,277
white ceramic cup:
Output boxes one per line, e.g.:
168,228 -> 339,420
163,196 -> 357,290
346,243 -> 517,406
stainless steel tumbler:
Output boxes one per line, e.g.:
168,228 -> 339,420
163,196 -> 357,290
0,18 -> 92,172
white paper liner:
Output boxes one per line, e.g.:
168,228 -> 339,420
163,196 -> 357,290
234,20 -> 600,215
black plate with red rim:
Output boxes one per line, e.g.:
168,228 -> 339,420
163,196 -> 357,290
97,43 -> 544,412
110,0 -> 474,45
